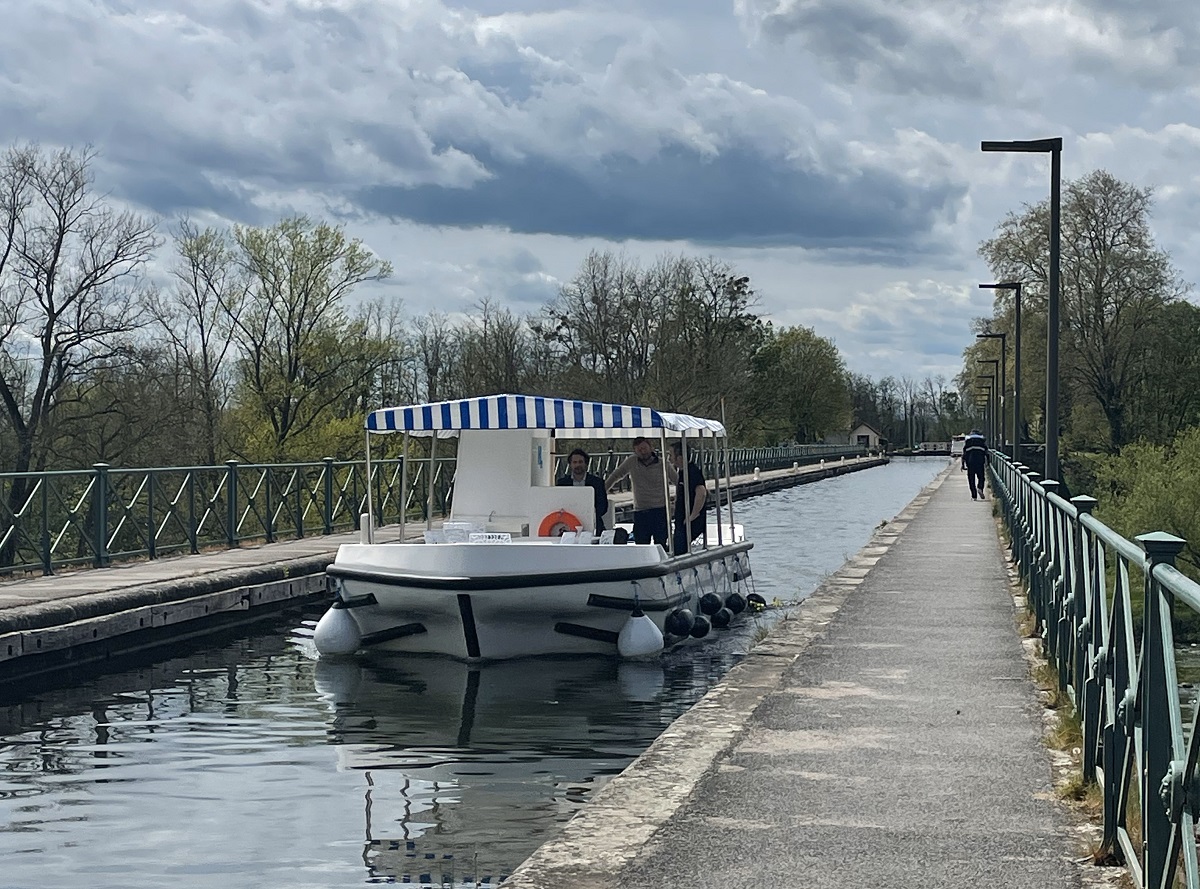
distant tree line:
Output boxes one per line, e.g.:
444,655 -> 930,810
0,144 -> 971,487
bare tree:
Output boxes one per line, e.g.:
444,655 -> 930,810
147,219 -> 247,465
414,311 -> 456,403
0,145 -> 159,480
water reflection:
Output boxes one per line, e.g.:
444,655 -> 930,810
0,457 -> 949,888
315,653 -> 705,884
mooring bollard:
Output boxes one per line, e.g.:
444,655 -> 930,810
753,467 -> 760,480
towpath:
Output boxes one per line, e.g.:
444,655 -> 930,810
503,464 -> 1086,888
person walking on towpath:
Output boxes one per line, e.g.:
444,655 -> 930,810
606,436 -> 676,546
962,428 -> 988,500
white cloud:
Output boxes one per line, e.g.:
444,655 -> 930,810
0,0 -> 1196,392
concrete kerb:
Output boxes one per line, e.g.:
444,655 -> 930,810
501,464 -> 955,889
0,554 -> 336,634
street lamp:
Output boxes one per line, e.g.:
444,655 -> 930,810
978,363 -> 999,442
980,138 -> 1061,480
976,374 -> 995,440
979,282 -> 1021,461
977,338 -> 1006,452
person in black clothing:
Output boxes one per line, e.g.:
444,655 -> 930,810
669,441 -> 707,554
962,429 -> 988,500
555,447 -> 609,532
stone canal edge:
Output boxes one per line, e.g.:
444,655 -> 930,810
501,465 -> 954,888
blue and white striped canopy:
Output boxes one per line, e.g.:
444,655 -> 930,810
366,394 -> 726,438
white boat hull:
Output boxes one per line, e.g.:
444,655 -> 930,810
319,536 -> 754,660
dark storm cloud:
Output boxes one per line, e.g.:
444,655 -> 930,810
750,0 -> 995,100
357,144 -> 965,254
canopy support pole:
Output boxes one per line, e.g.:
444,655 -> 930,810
399,431 -> 409,542
364,430 -> 374,544
426,435 -> 436,531
680,432 -> 693,554
712,431 -> 723,546
659,429 -> 672,555
721,400 -> 736,541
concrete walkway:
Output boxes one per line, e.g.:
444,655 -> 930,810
504,465 -> 1083,888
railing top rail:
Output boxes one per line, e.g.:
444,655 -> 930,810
1045,489 -> 1079,521
1152,562 -> 1200,615
1078,511 -> 1147,565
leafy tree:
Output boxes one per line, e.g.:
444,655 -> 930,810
1128,300 -> 1200,444
225,216 -> 394,460
748,325 -> 850,444
1093,427 -> 1200,578
979,170 -> 1187,451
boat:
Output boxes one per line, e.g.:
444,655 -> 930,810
313,394 -> 756,660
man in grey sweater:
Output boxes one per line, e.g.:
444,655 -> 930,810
606,436 -> 677,547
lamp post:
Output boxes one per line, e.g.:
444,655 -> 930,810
979,282 -> 1021,461
974,359 -> 993,443
980,138 -> 1061,479
976,374 -> 995,440
977,346 -> 1005,452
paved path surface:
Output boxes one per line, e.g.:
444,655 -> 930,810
504,465 -> 1084,888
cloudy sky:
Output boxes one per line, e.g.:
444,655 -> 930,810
2,0 -> 1196,382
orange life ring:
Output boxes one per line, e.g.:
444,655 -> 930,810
538,509 -> 583,537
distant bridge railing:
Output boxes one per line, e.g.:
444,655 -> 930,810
990,454 -> 1200,888
0,444 -> 868,576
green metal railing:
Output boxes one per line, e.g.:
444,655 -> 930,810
0,444 -> 869,577
0,457 -> 456,576
991,454 -> 1200,888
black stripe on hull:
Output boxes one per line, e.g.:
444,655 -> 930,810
457,594 -> 482,658
586,591 -> 691,612
359,622 -> 427,646
553,622 -> 620,645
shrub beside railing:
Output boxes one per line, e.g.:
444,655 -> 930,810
991,453 -> 1200,888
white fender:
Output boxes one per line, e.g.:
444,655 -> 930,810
617,611 -> 664,658
313,606 -> 362,656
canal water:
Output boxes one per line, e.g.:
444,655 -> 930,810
0,458 -> 947,889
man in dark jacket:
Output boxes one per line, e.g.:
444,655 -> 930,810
556,448 -> 609,532
962,429 -> 988,500
669,441 -> 707,554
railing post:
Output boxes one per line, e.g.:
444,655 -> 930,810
1025,470 -> 1044,632
295,468 -> 305,539
264,467 -> 275,544
1071,495 -> 1100,781
40,476 -> 51,575
1136,531 -> 1187,889
187,471 -> 199,554
147,472 -> 157,560
92,463 -> 110,568
225,460 -> 239,548
1041,480 -> 1068,684
323,457 -> 335,535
